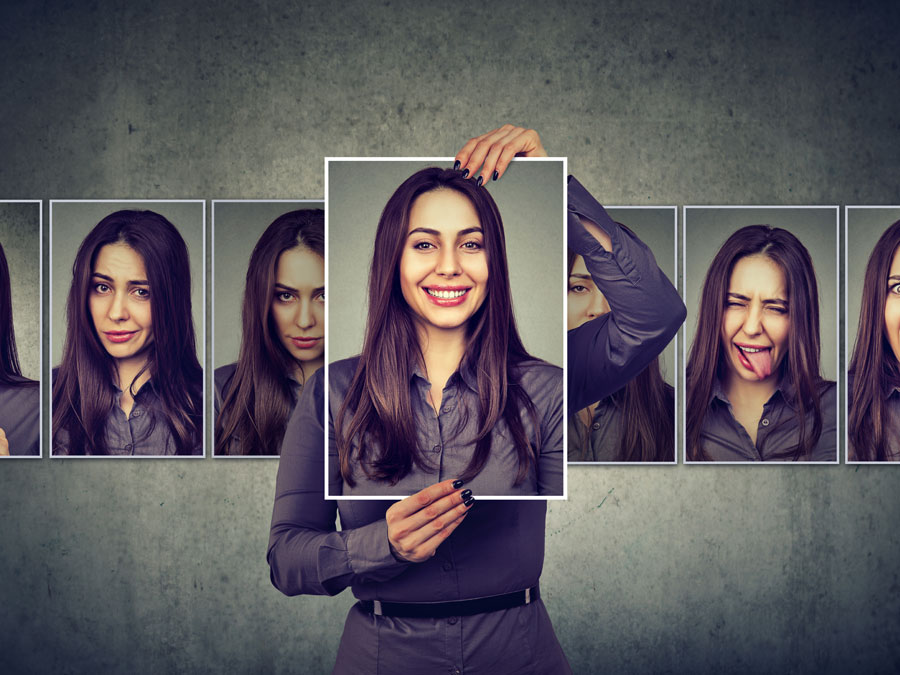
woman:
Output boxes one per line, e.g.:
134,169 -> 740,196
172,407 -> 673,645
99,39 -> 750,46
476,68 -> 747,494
567,249 -> 674,462
848,218 -> 900,461
215,209 -> 324,456
0,241 -> 39,456
686,225 -> 836,461
330,164 -> 562,497
52,210 -> 202,456
269,126 -> 686,673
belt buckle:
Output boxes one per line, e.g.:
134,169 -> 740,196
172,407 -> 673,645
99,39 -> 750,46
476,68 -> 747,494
524,588 -> 531,604
372,600 -> 383,616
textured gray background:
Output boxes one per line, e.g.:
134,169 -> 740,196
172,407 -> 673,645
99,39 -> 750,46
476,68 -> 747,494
327,159 -> 564,366
0,202 -> 40,381
212,200 -> 324,368
50,201 -> 205,366
846,207 -> 900,361
606,206 -> 677,386
2,1 -> 900,673
685,207 -> 839,381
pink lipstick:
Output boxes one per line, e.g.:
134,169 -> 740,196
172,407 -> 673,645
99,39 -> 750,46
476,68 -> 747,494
291,336 -> 322,349
422,286 -> 470,307
104,330 -> 137,343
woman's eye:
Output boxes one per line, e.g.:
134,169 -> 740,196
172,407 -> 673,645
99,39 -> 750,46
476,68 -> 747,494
889,282 -> 900,295
315,291 -> 325,302
461,240 -> 482,251
94,283 -> 111,294
276,292 -> 295,303
413,241 -> 436,250
568,284 -> 588,294
768,306 -> 788,315
133,288 -> 150,299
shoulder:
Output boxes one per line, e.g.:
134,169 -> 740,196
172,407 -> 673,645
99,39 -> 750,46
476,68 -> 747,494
327,355 -> 362,394
513,359 -> 563,395
214,362 -> 238,396
818,379 -> 837,411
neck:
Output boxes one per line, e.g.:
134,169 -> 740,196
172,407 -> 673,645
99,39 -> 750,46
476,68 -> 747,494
722,370 -> 778,410
416,323 -> 467,385
293,357 -> 324,384
116,355 -> 151,394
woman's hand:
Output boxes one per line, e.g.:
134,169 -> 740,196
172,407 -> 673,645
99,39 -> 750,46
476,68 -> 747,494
386,479 -> 475,563
0,428 -> 9,456
455,124 -> 548,183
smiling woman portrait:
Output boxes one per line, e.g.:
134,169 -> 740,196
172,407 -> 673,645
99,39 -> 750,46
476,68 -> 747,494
214,207 -> 324,456
51,205 -> 204,456
685,211 -> 838,463
847,209 -> 900,461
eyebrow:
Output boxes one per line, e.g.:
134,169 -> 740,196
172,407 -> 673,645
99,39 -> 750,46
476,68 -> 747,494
888,275 -> 900,283
568,274 -> 593,281
92,272 -> 149,286
727,292 -> 788,305
407,226 -> 483,238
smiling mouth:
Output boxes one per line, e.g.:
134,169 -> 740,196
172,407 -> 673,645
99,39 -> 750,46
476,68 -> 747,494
423,287 -> 470,306
104,330 -> 138,343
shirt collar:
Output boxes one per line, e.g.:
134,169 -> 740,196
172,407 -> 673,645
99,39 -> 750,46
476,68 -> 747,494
409,358 -> 479,392
710,377 -> 791,410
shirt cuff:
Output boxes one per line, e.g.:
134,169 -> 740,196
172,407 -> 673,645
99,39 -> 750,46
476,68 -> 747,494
343,517 -> 412,583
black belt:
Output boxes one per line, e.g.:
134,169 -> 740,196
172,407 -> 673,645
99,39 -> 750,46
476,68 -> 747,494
359,585 -> 539,618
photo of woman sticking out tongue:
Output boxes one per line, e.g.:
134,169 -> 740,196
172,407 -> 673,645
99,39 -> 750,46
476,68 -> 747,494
686,221 -> 837,462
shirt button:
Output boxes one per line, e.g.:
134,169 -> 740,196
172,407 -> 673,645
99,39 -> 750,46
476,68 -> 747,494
449,668 -> 461,675
442,561 -> 453,572
447,616 -> 458,625
591,422 -> 601,430
132,410 -> 141,418
441,406 -> 452,413
124,444 -> 133,453
432,444 -> 441,453
761,418 -> 770,427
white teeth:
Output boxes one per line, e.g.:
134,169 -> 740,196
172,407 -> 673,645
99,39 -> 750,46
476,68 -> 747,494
426,288 -> 467,299
737,346 -> 767,353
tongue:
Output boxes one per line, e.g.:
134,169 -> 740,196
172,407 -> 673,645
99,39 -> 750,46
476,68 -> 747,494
743,348 -> 773,379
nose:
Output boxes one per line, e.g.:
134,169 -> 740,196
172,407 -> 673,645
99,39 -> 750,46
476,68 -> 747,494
296,297 -> 315,329
743,301 -> 763,336
435,245 -> 462,277
585,291 -> 610,319
108,291 -> 130,322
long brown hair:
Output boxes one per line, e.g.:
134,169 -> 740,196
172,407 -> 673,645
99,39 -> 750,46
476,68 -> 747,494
215,209 -> 324,455
567,249 -> 674,462
336,167 -> 540,486
848,219 -> 900,460
53,211 -> 202,455
0,241 -> 35,387
686,225 -> 824,461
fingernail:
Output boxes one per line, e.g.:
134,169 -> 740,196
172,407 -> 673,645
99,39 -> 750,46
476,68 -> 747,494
476,176 -> 483,187
452,479 -> 464,489
464,497 -> 475,508
461,168 -> 469,179
453,160 -> 461,171
492,170 -> 499,181
460,489 -> 472,501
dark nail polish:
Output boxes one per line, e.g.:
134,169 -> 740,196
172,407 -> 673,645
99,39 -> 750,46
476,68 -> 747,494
453,160 -> 461,171
476,176 -> 483,187
460,489 -> 472,501
464,497 -> 475,508
452,479 -> 464,489
492,170 -> 499,181
461,168 -> 469,179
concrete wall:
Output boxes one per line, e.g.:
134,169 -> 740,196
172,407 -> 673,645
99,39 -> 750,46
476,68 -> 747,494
1,0 -> 899,672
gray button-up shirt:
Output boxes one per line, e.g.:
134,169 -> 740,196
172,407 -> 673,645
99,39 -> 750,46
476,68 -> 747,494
0,380 -> 39,456
327,356 -> 563,497
52,373 -> 202,456
699,380 -> 837,461
848,375 -> 900,460
269,372 -> 572,674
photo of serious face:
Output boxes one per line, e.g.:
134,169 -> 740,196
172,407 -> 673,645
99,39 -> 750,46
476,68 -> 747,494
271,245 -> 325,370
213,205 -> 324,457
720,254 -> 790,385
399,188 -> 489,336
89,242 -> 153,367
